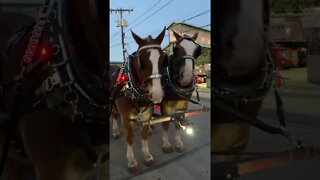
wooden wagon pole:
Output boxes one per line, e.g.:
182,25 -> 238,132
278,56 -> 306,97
238,145 -> 320,175
212,145 -> 320,179
140,107 -> 210,126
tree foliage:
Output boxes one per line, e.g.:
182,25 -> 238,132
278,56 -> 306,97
195,48 -> 211,67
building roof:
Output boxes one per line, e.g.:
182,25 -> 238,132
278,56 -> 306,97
167,21 -> 210,33
163,42 -> 210,50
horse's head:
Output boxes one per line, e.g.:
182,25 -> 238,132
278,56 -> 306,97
130,28 -> 166,103
172,31 -> 202,87
214,0 -> 269,77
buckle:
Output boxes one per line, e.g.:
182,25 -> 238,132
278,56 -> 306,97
45,73 -> 60,91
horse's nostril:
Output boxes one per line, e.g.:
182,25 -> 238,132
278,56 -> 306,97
180,74 -> 184,79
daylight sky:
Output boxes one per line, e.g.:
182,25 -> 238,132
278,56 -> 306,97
109,0 -> 211,62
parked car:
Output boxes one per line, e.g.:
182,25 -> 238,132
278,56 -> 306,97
195,75 -> 206,83
269,42 -> 299,69
194,66 -> 207,83
272,40 -> 308,67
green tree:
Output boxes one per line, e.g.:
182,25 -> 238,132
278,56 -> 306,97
195,48 -> 210,67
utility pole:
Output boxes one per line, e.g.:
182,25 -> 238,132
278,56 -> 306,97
110,8 -> 133,61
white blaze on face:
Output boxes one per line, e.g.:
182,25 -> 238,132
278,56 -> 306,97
230,0 -> 264,76
147,49 -> 164,103
179,39 -> 197,86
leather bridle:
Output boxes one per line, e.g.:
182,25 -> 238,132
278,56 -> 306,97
122,44 -> 164,101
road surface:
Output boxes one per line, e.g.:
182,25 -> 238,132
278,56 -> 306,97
242,88 -> 320,180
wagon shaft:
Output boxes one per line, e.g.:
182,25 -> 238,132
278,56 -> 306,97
212,145 -> 320,179
139,107 -> 210,126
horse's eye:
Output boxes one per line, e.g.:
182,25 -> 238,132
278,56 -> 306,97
140,60 -> 145,69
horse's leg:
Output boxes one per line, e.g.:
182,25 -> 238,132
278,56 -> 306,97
174,102 -> 188,153
111,112 -> 120,139
97,161 -> 109,179
161,121 -> 173,153
122,117 -> 139,172
174,121 -> 185,152
141,125 -> 155,166
161,105 -> 173,153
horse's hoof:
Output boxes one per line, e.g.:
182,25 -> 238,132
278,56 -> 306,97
162,146 -> 173,153
144,158 -> 156,167
175,146 -> 185,153
127,164 -> 139,174
112,133 -> 120,139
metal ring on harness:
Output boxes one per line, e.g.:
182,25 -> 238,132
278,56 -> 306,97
36,17 -> 47,26
52,44 -> 60,55
46,10 -> 57,22
64,89 -> 79,104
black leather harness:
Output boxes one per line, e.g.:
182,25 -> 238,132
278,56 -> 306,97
0,0 -> 109,177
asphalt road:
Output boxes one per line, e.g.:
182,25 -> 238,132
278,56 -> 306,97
242,88 -> 320,180
109,88 -> 211,180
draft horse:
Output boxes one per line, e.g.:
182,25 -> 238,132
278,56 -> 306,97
0,0 -> 108,179
110,28 -> 166,172
160,31 -> 202,153
212,0 -> 272,163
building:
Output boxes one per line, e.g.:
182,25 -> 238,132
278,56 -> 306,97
163,22 -> 211,64
269,18 -> 305,41
0,0 -> 44,17
110,61 -> 123,67
164,22 -> 211,87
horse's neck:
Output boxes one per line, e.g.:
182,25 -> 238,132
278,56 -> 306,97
59,0 -> 103,77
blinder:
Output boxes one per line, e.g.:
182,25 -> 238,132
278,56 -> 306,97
173,37 -> 202,65
194,44 -> 202,58
162,35 -> 201,95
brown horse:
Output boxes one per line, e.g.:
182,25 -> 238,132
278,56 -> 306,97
110,28 -> 166,173
212,0 -> 271,164
0,0 -> 108,179
160,31 -> 202,153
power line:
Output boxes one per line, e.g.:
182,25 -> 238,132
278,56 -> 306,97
126,0 -> 175,32
129,0 -> 163,26
110,5 -> 209,43
114,10 -> 210,46
110,0 -> 163,41
110,5 -> 210,49
200,24 -> 211,28
182,9 -> 210,23
178,5 -> 209,21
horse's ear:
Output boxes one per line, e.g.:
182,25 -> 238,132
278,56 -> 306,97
192,32 -> 198,41
172,30 -> 181,41
155,27 -> 166,44
131,29 -> 144,45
